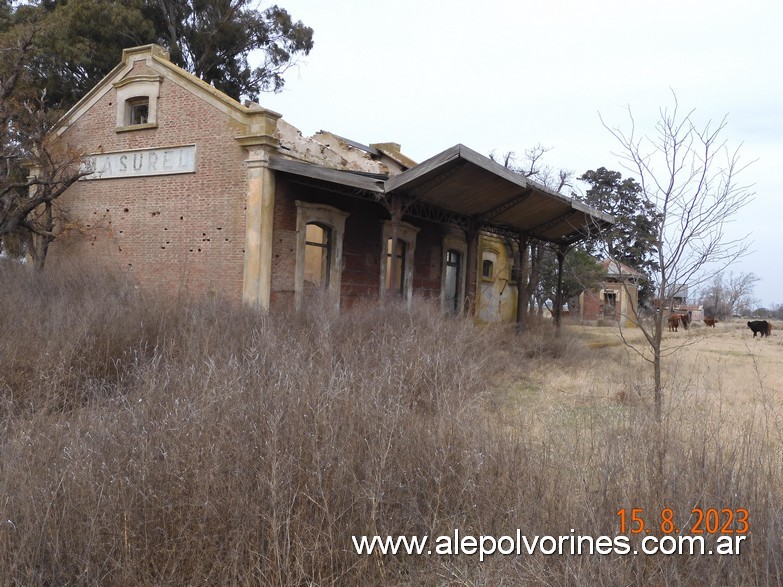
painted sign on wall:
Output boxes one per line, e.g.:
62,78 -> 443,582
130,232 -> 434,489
82,145 -> 196,180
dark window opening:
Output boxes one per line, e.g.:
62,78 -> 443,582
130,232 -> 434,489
128,98 -> 149,125
482,259 -> 494,279
304,223 -> 332,288
604,291 -> 617,318
385,238 -> 406,293
444,249 -> 462,314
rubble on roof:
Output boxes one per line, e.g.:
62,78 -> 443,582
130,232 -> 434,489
275,117 -> 409,177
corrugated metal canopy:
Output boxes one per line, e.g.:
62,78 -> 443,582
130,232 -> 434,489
385,144 -> 614,244
269,144 -> 613,245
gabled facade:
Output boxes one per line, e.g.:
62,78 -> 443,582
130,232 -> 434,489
579,259 -> 642,327
51,45 -> 613,318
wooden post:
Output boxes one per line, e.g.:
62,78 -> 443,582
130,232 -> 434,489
516,233 -> 529,333
554,244 -> 568,338
463,219 -> 478,316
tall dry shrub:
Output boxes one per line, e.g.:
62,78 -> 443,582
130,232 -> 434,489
0,264 -> 781,585
0,266 -> 524,584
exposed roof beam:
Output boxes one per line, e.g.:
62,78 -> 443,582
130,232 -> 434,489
478,189 -> 533,221
529,210 -> 578,234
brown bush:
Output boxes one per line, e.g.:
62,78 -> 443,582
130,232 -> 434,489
0,264 -> 780,585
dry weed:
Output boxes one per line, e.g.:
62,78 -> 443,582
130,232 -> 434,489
0,264 -> 781,585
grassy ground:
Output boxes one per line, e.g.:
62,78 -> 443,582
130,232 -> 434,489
0,262 -> 781,585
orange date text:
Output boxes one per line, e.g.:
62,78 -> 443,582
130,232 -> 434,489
616,507 -> 749,535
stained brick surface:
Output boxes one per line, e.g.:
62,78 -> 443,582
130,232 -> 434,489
52,62 -> 247,301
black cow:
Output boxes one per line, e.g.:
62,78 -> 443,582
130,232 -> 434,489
747,320 -> 771,338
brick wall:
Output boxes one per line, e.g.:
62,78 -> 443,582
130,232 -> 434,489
52,62 -> 248,301
582,291 -> 603,321
52,54 -> 469,311
272,177 -> 453,309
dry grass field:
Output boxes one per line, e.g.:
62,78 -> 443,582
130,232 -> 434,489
1,262 -> 781,585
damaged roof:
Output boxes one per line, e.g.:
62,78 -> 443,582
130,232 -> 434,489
272,143 -> 614,245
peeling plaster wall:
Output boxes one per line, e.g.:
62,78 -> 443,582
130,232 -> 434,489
581,280 -> 640,327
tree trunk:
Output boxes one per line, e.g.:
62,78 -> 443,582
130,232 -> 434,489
653,312 -> 663,422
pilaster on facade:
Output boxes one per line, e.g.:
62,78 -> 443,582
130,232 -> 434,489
238,108 -> 282,311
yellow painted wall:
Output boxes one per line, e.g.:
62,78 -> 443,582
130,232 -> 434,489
475,234 -> 517,323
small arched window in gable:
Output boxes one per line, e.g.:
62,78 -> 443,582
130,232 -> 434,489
114,74 -> 162,131
127,97 -> 149,126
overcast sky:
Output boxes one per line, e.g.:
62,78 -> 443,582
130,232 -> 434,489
258,0 -> 782,308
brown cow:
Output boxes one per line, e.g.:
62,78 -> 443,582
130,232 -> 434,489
668,315 -> 681,332
668,313 -> 690,332
704,317 -> 717,327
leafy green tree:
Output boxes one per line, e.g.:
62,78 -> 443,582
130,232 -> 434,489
577,167 -> 661,308
2,0 -> 312,265
29,0 -> 156,109
536,248 -> 606,314
19,0 -> 313,110
148,0 -> 314,101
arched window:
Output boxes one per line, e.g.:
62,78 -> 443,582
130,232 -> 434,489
295,201 -> 349,309
113,74 -> 162,131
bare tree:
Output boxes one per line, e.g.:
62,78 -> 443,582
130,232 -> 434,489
700,271 -> 758,320
725,271 -> 759,317
602,95 -> 754,421
491,144 -> 573,193
0,21 -> 87,269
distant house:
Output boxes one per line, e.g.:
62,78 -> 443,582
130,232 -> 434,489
47,44 -> 613,320
578,259 -> 642,327
656,283 -> 703,323
668,283 -> 689,307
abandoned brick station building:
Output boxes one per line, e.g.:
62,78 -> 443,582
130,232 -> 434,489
50,45 -> 614,321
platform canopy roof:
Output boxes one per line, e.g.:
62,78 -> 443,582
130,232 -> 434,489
270,143 -> 614,245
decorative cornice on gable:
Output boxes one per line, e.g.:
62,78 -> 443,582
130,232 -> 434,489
113,74 -> 163,89
235,106 -> 283,152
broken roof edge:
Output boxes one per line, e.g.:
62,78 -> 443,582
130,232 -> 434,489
370,143 -> 418,170
602,258 -> 644,278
